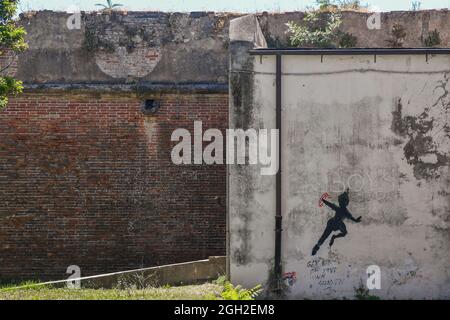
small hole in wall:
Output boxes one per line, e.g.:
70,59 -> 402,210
141,99 -> 160,115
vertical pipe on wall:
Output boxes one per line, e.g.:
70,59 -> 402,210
274,53 -> 283,292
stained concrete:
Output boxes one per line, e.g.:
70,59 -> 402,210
85,256 -> 226,288
10,256 -> 226,289
16,11 -> 238,84
228,16 -> 450,300
12,9 -> 450,88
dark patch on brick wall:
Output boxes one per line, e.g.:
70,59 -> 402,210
0,92 -> 227,281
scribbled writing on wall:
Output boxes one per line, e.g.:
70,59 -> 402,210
307,258 -> 345,289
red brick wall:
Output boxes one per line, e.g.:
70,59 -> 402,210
0,91 -> 227,281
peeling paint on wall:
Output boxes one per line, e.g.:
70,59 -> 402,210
391,74 -> 450,181
230,52 -> 450,299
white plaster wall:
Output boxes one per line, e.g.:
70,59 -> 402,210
229,53 -> 450,299
229,55 -> 277,289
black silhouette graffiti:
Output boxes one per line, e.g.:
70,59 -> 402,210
312,189 -> 362,256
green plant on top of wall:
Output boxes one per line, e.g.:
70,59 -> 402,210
285,0 -> 359,48
95,0 -> 124,11
411,1 -> 422,11
386,23 -> 407,48
338,0 -> 364,11
424,29 -> 441,47
338,31 -> 358,48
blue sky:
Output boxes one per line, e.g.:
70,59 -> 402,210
18,0 -> 450,13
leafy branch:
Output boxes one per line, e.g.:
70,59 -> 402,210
220,282 -> 262,300
285,0 -> 359,48
0,0 -> 27,111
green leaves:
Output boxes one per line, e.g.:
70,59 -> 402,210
0,76 -> 23,110
286,11 -> 343,48
220,282 -> 262,300
0,0 -> 19,23
0,23 -> 27,53
285,0 -> 360,48
0,0 -> 27,53
0,0 -> 26,111
95,0 -> 124,10
424,29 -> 441,48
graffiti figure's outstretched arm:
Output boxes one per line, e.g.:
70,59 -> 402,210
322,199 -> 339,211
345,210 -> 362,223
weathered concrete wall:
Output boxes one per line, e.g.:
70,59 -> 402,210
229,18 -> 450,300
259,10 -> 450,48
228,15 -> 276,291
280,54 -> 450,299
9,9 -> 450,87
85,256 -> 226,288
2,256 -> 225,289
15,10 -> 238,85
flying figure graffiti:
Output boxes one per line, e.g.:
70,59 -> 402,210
312,188 -> 362,256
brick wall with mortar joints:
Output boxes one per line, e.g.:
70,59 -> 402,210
0,91 -> 228,281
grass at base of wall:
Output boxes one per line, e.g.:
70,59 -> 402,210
0,283 -> 223,300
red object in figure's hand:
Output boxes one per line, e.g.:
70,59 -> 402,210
319,193 -> 330,208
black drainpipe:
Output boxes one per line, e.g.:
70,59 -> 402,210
274,53 -> 283,292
